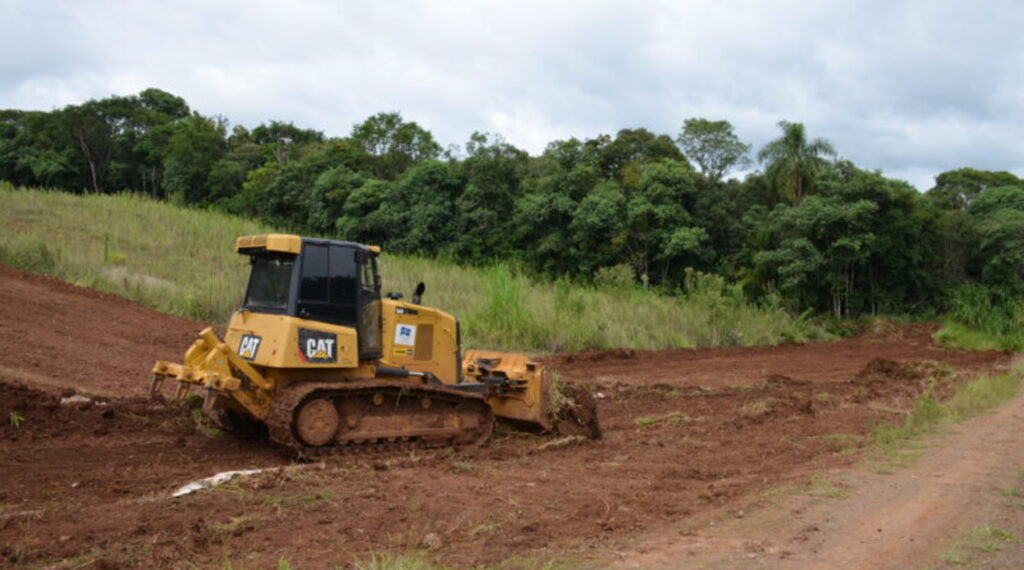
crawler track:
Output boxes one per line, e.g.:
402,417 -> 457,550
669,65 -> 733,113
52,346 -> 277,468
265,379 -> 495,458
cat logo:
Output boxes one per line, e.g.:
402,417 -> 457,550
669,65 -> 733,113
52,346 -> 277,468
238,334 -> 261,361
307,339 -> 334,359
298,328 -> 337,364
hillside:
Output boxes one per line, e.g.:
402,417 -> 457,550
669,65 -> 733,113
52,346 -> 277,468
0,185 -> 824,352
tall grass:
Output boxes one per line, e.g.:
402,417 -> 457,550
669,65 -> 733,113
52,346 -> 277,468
1,184 -> 826,352
0,184 -> 267,320
935,283 -> 1024,351
873,360 -> 1024,449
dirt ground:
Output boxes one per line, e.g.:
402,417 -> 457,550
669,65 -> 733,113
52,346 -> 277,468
0,263 -> 1019,569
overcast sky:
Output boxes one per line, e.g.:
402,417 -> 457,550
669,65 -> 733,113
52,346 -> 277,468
2,0 -> 1022,190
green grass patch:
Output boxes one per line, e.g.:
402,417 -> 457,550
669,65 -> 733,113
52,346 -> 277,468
351,551 -> 446,570
873,362 -> 1024,458
937,284 -> 1024,350
451,461 -> 481,473
740,397 -> 787,416
634,410 -> 695,427
939,525 -> 1020,565
935,321 -> 1024,351
0,185 -> 266,322
262,491 -> 333,510
799,477 -> 849,499
491,555 -> 579,569
999,469 -> 1024,500
0,185 -> 827,353
816,433 -> 865,454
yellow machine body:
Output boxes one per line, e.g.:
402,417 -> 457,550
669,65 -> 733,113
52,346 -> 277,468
150,234 -> 554,452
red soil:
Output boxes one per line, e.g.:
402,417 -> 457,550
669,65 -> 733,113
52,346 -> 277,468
0,264 -> 1013,568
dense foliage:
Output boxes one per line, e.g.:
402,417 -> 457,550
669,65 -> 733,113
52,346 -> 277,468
2,88 -> 1022,329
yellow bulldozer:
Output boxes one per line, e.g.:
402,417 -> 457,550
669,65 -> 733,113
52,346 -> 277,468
150,234 -> 598,456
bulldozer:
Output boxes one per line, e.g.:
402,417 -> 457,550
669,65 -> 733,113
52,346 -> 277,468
150,234 -> 598,456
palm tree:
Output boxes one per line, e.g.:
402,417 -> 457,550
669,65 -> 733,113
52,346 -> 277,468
757,121 -> 836,205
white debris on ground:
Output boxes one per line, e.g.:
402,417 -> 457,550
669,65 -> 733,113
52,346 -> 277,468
170,463 -> 326,498
171,469 -> 265,497
59,395 -> 92,406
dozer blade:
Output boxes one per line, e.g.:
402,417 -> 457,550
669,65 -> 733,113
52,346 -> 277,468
462,349 -> 601,439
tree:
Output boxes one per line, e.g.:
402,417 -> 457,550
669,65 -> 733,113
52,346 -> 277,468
63,100 -> 117,192
569,180 -> 628,273
965,186 -> 1024,296
161,114 -> 227,204
340,161 -> 461,254
597,128 -> 682,185
349,112 -> 442,179
512,161 -> 600,275
757,121 -> 836,205
251,120 -> 324,164
752,162 -> 940,316
451,132 -> 529,262
623,159 -> 703,284
677,118 -> 751,183
927,167 -> 1022,210
0,110 -> 77,188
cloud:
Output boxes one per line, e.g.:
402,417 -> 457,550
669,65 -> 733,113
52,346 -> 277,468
2,0 -> 1023,189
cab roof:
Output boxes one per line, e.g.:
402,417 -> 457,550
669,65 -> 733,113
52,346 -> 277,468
235,234 -> 380,255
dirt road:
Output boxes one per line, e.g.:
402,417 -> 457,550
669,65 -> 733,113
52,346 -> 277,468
0,264 -> 1018,568
615,376 -> 1024,569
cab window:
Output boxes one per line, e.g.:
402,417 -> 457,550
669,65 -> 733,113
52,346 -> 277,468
244,253 -> 295,311
297,243 -> 358,325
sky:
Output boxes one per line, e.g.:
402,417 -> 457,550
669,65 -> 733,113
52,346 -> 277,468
2,0 -> 1022,190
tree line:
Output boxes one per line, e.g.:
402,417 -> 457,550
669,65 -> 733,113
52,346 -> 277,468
2,88 -> 1022,323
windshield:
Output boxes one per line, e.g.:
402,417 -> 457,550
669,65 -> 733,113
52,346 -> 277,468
243,253 -> 296,311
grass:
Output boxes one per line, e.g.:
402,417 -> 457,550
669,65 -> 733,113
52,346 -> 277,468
0,185 -> 265,322
740,397 -> 787,416
873,361 -> 1024,460
1001,470 -> 1024,497
935,321 -> 1024,352
759,476 -> 850,504
939,525 -> 1020,565
0,185 -> 827,353
799,477 -> 850,499
634,410 -> 695,427
936,283 -> 1024,351
262,491 -> 333,510
816,433 -> 864,454
190,408 -> 224,438
350,552 -> 446,570
451,461 -> 481,473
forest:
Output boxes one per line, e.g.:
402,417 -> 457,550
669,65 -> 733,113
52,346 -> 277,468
1,87 -> 1022,335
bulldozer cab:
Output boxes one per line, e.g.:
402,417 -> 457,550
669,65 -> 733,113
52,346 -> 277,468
238,235 -> 382,361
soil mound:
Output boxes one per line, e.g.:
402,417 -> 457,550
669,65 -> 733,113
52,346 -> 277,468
858,320 -> 941,346
853,358 -> 951,384
551,383 -> 602,439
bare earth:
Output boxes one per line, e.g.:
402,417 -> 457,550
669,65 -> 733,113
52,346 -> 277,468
0,264 -> 1020,569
